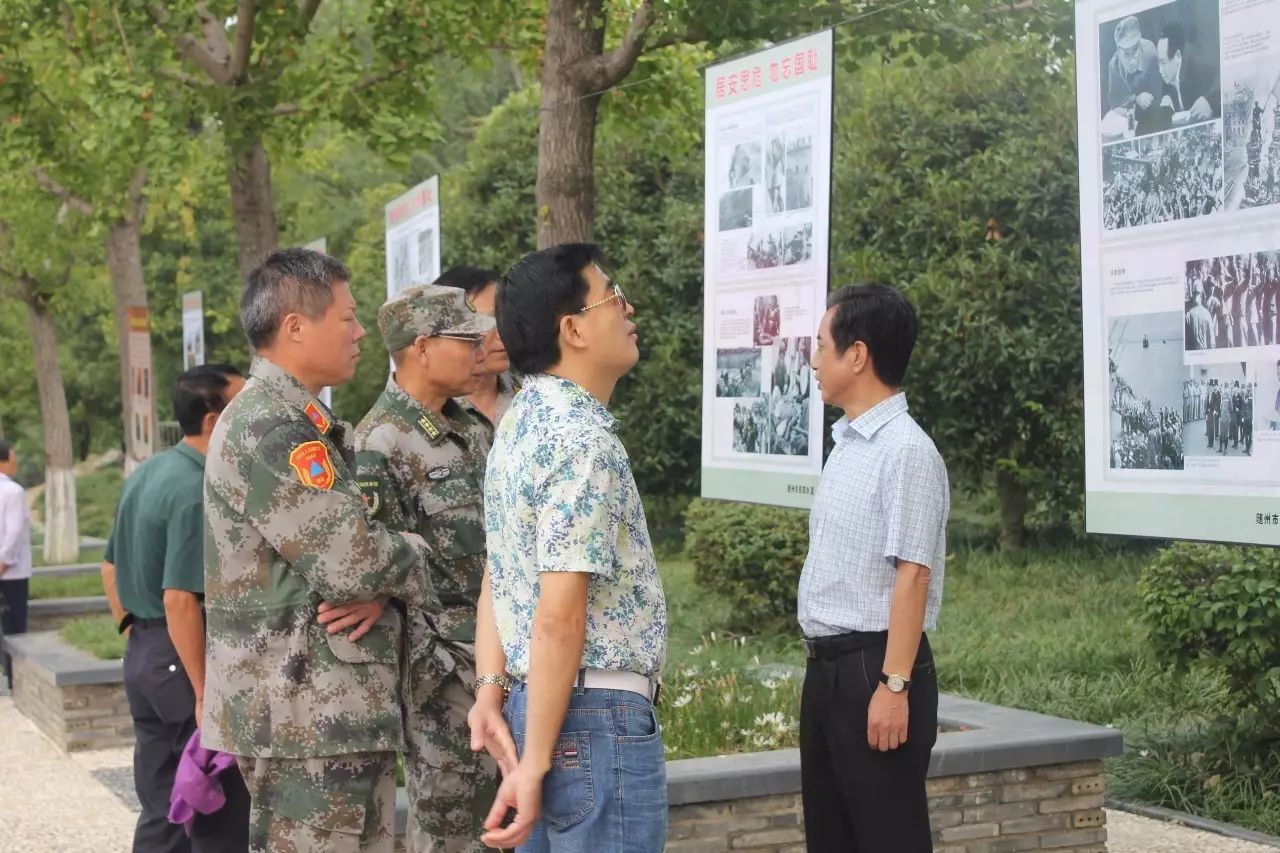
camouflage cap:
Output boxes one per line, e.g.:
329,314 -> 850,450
378,284 -> 496,352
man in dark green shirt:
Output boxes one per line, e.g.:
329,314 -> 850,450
101,364 -> 247,853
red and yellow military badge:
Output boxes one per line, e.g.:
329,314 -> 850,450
304,401 -> 331,434
289,441 -> 335,490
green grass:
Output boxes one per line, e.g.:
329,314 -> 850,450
60,615 -> 124,661
656,540 -> 1280,835
32,546 -> 105,568
29,572 -> 104,600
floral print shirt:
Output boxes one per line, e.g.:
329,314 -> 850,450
484,374 -> 667,679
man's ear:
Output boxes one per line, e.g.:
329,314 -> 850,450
559,313 -> 586,352
281,312 -> 304,342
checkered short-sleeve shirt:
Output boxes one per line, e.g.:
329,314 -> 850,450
798,393 -> 950,637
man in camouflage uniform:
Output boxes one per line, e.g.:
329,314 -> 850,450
203,249 -> 440,853
354,285 -> 499,852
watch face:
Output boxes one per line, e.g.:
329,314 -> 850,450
887,674 -> 906,693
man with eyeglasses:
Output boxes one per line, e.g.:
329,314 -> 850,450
474,244 -> 667,851
340,284 -> 504,851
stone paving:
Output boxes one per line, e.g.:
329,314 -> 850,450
0,694 -> 1275,852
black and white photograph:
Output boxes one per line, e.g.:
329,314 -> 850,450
390,235 -> 412,292
753,294 -> 781,346
1257,358 -> 1280,432
182,326 -> 204,371
785,134 -> 813,211
1183,363 -> 1257,458
1097,0 -> 1220,142
1184,250 -> 1280,351
1102,122 -> 1223,230
746,229 -> 785,269
416,228 -> 437,279
766,134 -> 786,214
768,336 -> 812,457
728,140 -> 763,189
782,223 -> 813,266
719,187 -> 754,231
716,348 -> 763,398
1223,67 -> 1280,210
733,399 -> 773,454
1108,312 -> 1185,470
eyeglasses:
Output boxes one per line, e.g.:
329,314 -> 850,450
578,281 -> 628,314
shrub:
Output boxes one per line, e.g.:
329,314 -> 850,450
1138,542 -> 1280,744
683,498 -> 808,630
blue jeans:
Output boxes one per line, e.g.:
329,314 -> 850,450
504,682 -> 667,852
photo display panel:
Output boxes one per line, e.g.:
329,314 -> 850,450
1078,0 -> 1280,544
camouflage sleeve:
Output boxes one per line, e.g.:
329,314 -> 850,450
355,449 -> 407,531
246,420 -> 440,611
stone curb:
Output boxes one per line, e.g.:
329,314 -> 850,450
31,562 -> 100,579
1107,798 -> 1280,849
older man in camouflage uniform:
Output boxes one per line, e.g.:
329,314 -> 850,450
355,285 -> 500,852
204,249 -> 440,853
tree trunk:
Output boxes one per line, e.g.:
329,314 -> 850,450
995,467 -> 1028,553
20,282 -> 78,564
105,215 -> 156,476
227,136 -> 279,276
536,0 -> 607,248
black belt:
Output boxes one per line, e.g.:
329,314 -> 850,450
803,630 -> 888,660
119,614 -> 167,633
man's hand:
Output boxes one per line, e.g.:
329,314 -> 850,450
480,760 -> 545,850
1190,96 -> 1212,122
0,563 -> 9,578
468,688 -> 518,776
317,598 -> 386,641
867,685 -> 909,752
1137,92 -> 1155,110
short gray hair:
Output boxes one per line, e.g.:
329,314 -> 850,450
240,248 -> 352,350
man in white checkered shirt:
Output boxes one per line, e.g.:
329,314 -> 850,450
798,282 -> 949,852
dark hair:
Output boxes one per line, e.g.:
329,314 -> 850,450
174,364 -> 242,436
496,244 -> 605,375
240,248 -> 352,350
826,282 -> 918,387
434,266 -> 500,300
1160,22 -> 1185,58
0,438 -> 10,462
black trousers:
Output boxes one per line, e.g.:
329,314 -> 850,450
0,577 -> 29,689
800,632 -> 938,853
124,622 -> 250,853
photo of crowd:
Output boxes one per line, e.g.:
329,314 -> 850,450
782,223 -> 813,266
768,336 -> 812,457
1183,251 -> 1280,350
728,140 -> 763,189
785,134 -> 814,211
753,294 -> 781,345
716,348 -> 763,398
1102,122 -> 1224,230
732,398 -> 773,453
1108,312 -> 1185,470
1183,367 -> 1256,458
746,230 -> 785,269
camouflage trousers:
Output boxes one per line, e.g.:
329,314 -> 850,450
238,751 -> 397,853
405,639 -> 500,853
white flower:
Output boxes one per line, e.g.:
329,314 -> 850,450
760,679 -> 780,691
671,693 -> 694,708
684,666 -> 700,678
755,712 -> 787,730
709,660 -> 720,670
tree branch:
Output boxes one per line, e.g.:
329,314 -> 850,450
354,63 -> 407,93
644,23 -> 710,53
231,0 -> 256,82
274,102 -> 304,116
32,168 -> 94,216
125,167 -> 148,224
148,3 -> 234,85
298,0 -> 322,33
580,0 -> 656,92
158,67 -> 209,88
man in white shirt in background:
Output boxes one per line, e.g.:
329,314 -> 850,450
0,438 -> 33,691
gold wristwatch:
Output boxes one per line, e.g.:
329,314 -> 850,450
879,672 -> 911,693
475,673 -> 511,695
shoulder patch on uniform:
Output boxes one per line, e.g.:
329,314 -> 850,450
427,466 -> 450,481
416,414 -> 443,441
357,478 -> 382,515
304,401 -> 332,434
288,441 -> 335,490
